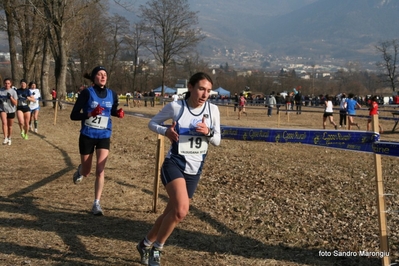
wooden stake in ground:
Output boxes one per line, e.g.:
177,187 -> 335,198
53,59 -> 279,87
153,134 -> 165,213
277,111 -> 280,128
54,100 -> 58,125
373,115 -> 390,266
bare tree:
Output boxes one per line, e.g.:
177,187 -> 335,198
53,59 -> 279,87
28,0 -> 102,108
104,14 -> 130,87
13,1 -> 46,81
41,30 -> 51,106
0,0 -> 21,81
376,39 -> 398,92
139,0 -> 204,95
1,0 -> 54,104
69,4 -> 108,86
124,22 -> 148,92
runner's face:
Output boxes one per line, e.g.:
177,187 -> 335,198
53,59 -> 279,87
188,79 -> 212,107
4,80 -> 12,89
94,70 -> 107,87
21,82 -> 27,89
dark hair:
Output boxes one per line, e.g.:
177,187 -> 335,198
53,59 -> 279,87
20,79 -> 27,84
4,78 -> 12,84
28,81 -> 36,87
348,93 -> 354,99
184,72 -> 213,100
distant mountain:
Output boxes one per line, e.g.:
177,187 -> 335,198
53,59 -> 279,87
192,0 -> 318,55
109,0 -> 317,58
110,0 -> 399,65
249,0 -> 399,62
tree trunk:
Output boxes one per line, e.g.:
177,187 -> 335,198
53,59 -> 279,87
40,32 -> 51,107
3,0 -> 20,81
55,39 -> 68,110
162,63 -> 166,96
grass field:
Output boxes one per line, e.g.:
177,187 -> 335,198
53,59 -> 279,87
1,102 -> 399,266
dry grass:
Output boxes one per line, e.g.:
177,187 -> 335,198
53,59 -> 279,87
1,102 -> 399,266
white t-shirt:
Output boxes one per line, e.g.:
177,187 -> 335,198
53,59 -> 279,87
325,100 -> 334,113
29,88 -> 41,110
172,94 -> 179,101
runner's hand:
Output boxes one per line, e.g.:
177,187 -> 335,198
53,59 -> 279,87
91,104 -> 104,117
116,108 -> 124,118
165,121 -> 178,142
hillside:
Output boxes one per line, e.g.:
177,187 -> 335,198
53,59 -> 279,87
250,0 -> 399,61
109,0 -> 398,65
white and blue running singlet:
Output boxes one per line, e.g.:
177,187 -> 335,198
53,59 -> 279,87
168,100 -> 214,175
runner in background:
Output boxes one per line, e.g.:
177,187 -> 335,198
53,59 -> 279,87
0,78 -> 18,145
16,79 -> 35,139
28,81 -> 41,133
367,95 -> 383,133
51,88 -> 57,108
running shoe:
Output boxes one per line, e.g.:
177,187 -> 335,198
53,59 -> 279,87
136,242 -> 151,265
73,164 -> 83,184
34,128 -> 38,133
91,202 -> 103,216
20,130 -> 25,138
23,134 -> 28,140
148,247 -> 162,266
2,138 -> 8,145
7,138 -> 11,145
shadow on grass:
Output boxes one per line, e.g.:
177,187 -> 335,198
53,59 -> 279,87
0,130 -> 384,266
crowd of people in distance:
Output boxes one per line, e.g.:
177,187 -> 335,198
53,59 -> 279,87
0,78 -> 42,145
229,86 -> 384,132
124,90 -> 156,108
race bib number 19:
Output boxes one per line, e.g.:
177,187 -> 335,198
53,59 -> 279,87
178,135 -> 208,155
85,115 -> 109,129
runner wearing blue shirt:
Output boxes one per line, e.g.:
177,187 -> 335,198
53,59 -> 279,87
346,93 -> 361,130
70,66 -> 124,215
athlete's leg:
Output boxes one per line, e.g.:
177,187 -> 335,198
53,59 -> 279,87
94,148 -> 109,201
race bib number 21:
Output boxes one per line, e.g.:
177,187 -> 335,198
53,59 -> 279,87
85,115 -> 109,129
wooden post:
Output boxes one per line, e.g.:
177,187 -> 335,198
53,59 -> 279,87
373,115 -> 390,266
346,115 -> 349,130
277,111 -> 280,128
53,100 -> 58,125
226,104 -> 229,118
152,134 -> 165,213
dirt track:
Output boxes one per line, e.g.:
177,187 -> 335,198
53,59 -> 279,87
1,103 -> 399,266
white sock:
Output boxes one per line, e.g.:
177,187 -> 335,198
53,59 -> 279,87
153,241 -> 164,249
143,237 -> 153,247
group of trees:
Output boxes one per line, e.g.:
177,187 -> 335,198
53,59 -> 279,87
0,0 -> 204,105
0,0 -> 397,105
